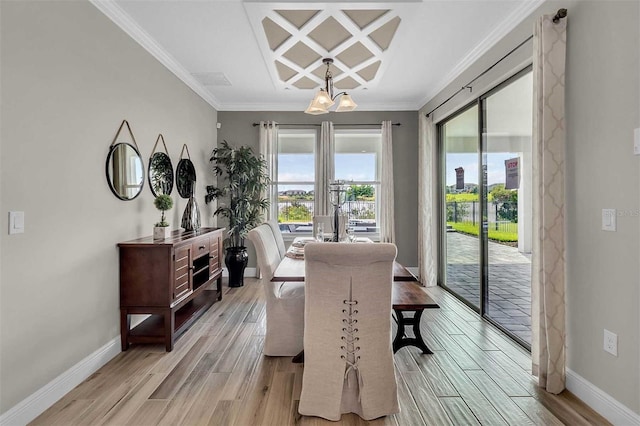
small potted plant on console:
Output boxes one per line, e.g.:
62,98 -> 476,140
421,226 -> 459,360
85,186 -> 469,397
153,194 -> 173,240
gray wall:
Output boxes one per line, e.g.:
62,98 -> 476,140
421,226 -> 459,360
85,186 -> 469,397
0,1 -> 217,413
216,111 -> 419,267
421,0 -> 640,414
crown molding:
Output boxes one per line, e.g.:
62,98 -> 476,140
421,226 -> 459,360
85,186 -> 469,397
416,0 -> 544,110
218,101 -> 418,112
89,0 -> 221,110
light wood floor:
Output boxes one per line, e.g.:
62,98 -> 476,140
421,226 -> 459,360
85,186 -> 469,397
32,278 -> 609,425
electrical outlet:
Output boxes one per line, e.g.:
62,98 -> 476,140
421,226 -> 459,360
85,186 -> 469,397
604,329 -> 618,356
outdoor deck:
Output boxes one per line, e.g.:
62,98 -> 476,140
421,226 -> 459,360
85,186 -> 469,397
445,232 -> 532,344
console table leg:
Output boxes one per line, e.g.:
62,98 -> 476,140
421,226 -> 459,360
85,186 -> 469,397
217,276 -> 223,301
120,309 -> 130,351
164,310 -> 174,352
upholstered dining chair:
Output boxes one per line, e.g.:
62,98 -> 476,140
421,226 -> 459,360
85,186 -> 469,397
299,242 -> 400,421
247,224 -> 304,356
265,219 -> 286,260
313,214 -> 347,241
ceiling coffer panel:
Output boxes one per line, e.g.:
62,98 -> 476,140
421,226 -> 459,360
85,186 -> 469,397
312,63 -> 343,80
334,76 -> 360,90
369,16 -> 401,51
262,17 -> 291,51
257,7 -> 401,91
275,61 -> 297,82
342,9 -> 389,29
292,76 -> 319,89
308,17 -> 352,52
275,10 -> 320,29
336,42 -> 374,68
357,61 -> 381,82
282,41 -> 321,68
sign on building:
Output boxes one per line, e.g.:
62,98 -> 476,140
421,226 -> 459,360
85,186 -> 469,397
505,157 -> 520,189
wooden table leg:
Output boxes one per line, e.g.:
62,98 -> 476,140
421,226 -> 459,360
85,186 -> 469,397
393,308 -> 433,354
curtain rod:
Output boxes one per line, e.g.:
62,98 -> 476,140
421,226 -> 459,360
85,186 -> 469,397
252,122 -> 401,127
425,7 -> 567,118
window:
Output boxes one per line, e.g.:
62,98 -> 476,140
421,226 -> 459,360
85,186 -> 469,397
334,129 -> 381,234
272,129 -> 316,233
272,127 -> 381,236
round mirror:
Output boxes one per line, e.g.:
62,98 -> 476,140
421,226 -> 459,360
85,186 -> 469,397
105,143 -> 144,200
176,158 -> 196,198
148,152 -> 174,196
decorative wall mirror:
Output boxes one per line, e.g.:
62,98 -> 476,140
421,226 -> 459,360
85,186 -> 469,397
176,144 -> 196,198
148,134 -> 174,196
106,120 -> 144,200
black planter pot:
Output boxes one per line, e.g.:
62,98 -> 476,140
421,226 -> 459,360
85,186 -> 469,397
225,246 -> 248,287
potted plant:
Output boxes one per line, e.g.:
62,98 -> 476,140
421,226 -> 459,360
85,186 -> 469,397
153,194 -> 173,240
205,140 -> 269,287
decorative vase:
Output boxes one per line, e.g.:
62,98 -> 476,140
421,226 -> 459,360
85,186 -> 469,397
225,246 -> 248,287
153,226 -> 171,240
181,184 -> 201,231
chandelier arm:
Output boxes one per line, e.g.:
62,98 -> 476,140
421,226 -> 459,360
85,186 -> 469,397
331,91 -> 348,101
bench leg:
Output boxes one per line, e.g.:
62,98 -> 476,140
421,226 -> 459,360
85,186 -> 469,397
393,308 -> 432,354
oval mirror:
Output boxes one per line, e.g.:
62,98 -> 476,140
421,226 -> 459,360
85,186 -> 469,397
176,158 -> 196,198
105,143 -> 144,200
148,152 -> 174,196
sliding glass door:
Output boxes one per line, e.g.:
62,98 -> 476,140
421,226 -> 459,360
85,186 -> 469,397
439,67 -> 533,347
442,105 -> 481,310
482,69 -> 533,345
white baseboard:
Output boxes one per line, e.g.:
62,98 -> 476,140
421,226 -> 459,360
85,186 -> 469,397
0,337 -> 121,426
566,368 -> 640,425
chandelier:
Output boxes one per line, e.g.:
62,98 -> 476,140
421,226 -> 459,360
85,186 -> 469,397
304,58 -> 357,115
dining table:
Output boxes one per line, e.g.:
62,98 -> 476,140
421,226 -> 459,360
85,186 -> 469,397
272,237 -> 439,355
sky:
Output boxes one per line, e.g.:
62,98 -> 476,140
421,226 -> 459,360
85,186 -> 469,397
275,151 -> 518,190
277,153 -> 376,191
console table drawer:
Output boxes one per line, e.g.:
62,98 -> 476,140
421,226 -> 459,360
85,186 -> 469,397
192,237 -> 210,259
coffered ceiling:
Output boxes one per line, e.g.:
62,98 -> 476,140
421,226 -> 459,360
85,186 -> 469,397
94,1 -> 543,111
251,6 -> 400,91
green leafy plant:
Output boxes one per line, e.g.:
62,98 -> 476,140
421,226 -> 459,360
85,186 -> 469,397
205,140 -> 270,248
153,194 -> 173,227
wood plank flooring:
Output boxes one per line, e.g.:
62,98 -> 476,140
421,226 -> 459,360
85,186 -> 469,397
31,279 -> 610,425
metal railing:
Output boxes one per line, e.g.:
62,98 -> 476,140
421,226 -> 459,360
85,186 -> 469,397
447,201 -> 518,234
277,199 -> 376,222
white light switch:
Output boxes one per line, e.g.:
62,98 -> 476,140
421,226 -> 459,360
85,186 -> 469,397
634,128 -> 640,155
8,211 -> 25,234
602,209 -> 616,232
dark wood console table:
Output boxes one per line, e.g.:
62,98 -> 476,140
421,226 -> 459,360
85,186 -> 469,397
118,227 -> 225,352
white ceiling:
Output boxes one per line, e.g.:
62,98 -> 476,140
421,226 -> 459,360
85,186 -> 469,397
94,0 -> 543,112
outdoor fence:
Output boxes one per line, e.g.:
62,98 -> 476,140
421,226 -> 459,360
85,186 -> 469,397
447,201 -> 518,234
278,199 -> 376,223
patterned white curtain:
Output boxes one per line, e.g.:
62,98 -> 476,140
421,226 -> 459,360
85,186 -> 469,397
259,121 -> 279,221
418,114 -> 437,287
380,121 -> 395,243
315,121 -> 334,216
531,13 -> 567,394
